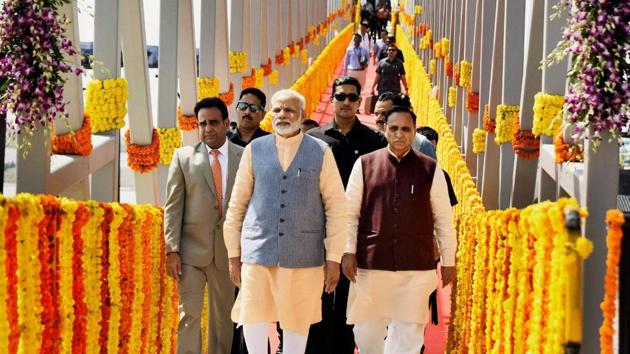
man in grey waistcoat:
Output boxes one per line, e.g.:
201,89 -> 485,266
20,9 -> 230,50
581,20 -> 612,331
223,89 -> 348,354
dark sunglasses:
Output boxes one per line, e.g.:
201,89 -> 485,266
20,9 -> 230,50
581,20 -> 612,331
236,101 -> 264,113
387,48 -> 397,52
333,93 -> 361,102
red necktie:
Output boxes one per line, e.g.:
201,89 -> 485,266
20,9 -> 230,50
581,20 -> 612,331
210,150 -> 222,218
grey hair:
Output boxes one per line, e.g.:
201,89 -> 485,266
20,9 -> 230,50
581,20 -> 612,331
271,89 -> 306,111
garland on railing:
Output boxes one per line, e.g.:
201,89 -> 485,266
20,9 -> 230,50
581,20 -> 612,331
52,113 -> 94,156
483,104 -> 495,133
465,91 -> 479,113
260,24 -> 354,132
177,105 -> 197,131
301,49 -> 308,65
454,62 -> 460,86
125,129 -> 160,173
459,60 -> 472,89
262,58 -> 273,76
448,87 -> 457,108
396,29 -> 593,354
554,133 -> 583,164
197,77 -> 220,100
157,127 -> 182,165
0,194 -> 177,353
218,82 -> 235,106
229,51 -> 247,74
255,68 -> 264,87
429,59 -> 436,75
86,78 -> 129,133
600,210 -> 624,354
445,57 -> 453,77
472,128 -> 486,153
242,68 -> 256,90
512,120 -> 540,159
269,70 -> 279,86
440,38 -> 450,57
494,104 -> 519,144
532,92 -> 564,137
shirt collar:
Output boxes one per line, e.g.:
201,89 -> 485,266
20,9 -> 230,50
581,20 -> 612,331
387,146 -> 411,162
275,130 -> 303,145
206,138 -> 229,157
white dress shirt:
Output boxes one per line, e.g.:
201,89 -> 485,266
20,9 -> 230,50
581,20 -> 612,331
206,139 -> 229,204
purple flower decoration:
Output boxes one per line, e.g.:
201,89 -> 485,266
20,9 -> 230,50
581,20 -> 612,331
563,0 -> 629,146
0,0 -> 82,136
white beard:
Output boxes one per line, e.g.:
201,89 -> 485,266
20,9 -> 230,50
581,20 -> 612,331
273,121 -> 301,136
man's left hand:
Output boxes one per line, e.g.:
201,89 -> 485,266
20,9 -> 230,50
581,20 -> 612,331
324,260 -> 341,293
441,266 -> 456,287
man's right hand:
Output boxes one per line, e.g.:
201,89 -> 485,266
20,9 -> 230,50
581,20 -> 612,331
166,252 -> 181,281
341,253 -> 358,283
229,257 -> 242,288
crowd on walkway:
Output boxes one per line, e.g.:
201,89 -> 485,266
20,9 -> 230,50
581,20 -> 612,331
163,3 -> 457,354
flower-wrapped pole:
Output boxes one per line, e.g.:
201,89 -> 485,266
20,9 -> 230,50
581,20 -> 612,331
600,210 -> 624,354
177,106 -> 197,131
494,104 -> 519,144
483,104 -> 495,133
448,87 -> 457,108
532,92 -> 564,137
52,113 -> 94,156
157,127 -> 182,165
197,77 -> 220,100
86,78 -> 129,133
229,51 -> 247,74
472,129 -> 486,153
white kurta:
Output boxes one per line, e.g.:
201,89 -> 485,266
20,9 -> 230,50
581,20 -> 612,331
344,150 -> 457,324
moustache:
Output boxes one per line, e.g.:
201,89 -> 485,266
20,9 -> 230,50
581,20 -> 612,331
242,115 -> 253,120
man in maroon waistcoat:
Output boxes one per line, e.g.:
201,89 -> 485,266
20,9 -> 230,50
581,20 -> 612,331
341,105 -> 457,354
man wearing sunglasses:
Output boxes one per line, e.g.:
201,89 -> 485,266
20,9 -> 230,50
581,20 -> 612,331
372,44 -> 408,96
307,76 -> 387,354
228,87 -> 270,147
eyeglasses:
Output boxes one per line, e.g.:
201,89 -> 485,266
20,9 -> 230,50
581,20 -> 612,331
387,48 -> 397,52
236,101 -> 264,113
333,92 -> 361,102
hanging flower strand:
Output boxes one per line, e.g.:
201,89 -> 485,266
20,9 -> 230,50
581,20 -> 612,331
0,0 -> 83,137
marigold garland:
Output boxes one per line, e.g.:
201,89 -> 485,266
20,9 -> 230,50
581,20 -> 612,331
441,38 -> 450,57
106,203 -> 126,354
98,203 -> 114,352
454,63 -> 460,86
473,128 -> 486,153
459,60 -> 472,89
82,201 -> 105,353
262,58 -> 273,76
58,200 -> 78,354
177,105 -> 198,131
275,52 -> 285,66
71,203 -> 90,354
466,91 -> 479,113
255,68 -> 264,87
219,82 -> 235,106
117,204 -> 136,353
600,210 -> 624,354
301,49 -> 308,64
448,87 -> 457,108
433,42 -> 442,59
445,59 -> 453,77
85,78 -> 128,133
229,51 -> 247,73
512,120 -> 540,159
414,5 -> 423,14
0,198 -> 11,352
242,68 -> 257,90
52,113 -> 94,156
483,104 -> 495,133
494,104 -> 519,144
125,129 -> 160,173
158,127 -> 182,165
532,92 -> 564,137
197,77 -> 220,100
553,133 -> 583,164
429,59 -> 436,75
269,70 -> 280,86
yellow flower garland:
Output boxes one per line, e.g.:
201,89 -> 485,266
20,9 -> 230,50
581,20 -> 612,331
494,104 -> 519,144
106,203 -> 125,354
255,68 -> 264,88
301,48 -> 308,64
414,5 -> 422,15
83,201 -> 105,353
128,208 -> 144,354
269,70 -> 279,86
229,51 -> 248,74
282,47 -> 291,65
459,60 -> 472,89
86,78 -> 128,133
148,208 -> 163,353
58,200 -> 78,353
197,77 -> 220,100
0,197 -> 10,351
532,92 -> 564,137
157,127 -> 182,165
15,194 -> 44,353
429,59 -> 436,75
441,38 -> 450,57
433,42 -> 442,59
448,87 -> 457,108
472,128 -> 486,153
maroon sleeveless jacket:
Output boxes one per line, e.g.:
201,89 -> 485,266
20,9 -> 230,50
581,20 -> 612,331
357,148 -> 437,271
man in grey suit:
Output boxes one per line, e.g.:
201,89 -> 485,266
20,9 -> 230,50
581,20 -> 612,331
164,97 -> 244,354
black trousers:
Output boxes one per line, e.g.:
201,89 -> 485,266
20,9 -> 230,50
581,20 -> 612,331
305,274 -> 355,354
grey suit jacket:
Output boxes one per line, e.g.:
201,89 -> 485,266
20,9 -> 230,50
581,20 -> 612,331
163,140 -> 243,269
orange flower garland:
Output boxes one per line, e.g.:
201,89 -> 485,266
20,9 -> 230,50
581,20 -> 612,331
600,209 -> 624,354
37,196 -> 62,354
4,204 -> 20,354
118,204 -> 136,354
71,204 -> 90,354
52,114 -> 94,156
275,52 -> 285,66
219,82 -> 235,106
177,105 -> 198,131
466,91 -> 479,113
512,120 -> 540,159
98,203 -> 113,352
446,59 -> 453,77
262,58 -> 273,76
483,104 -> 495,133
125,129 -> 160,173
553,133 -> 583,164
454,63 -> 460,86
242,68 -> 256,90
139,210 -> 154,354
